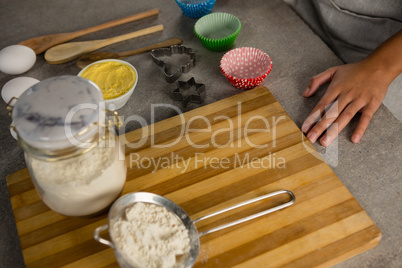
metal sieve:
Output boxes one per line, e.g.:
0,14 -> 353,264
94,190 -> 295,267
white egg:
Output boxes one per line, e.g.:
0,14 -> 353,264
0,45 -> 36,75
2,77 -> 40,105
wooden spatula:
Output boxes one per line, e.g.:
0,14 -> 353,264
76,38 -> 183,69
44,24 -> 164,64
19,9 -> 159,54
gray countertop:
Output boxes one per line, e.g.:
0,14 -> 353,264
0,0 -> 401,267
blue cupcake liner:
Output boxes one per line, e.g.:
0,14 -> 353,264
175,0 -> 216,18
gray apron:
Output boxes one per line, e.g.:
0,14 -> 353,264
284,0 -> 402,63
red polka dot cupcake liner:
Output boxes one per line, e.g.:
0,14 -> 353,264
220,47 -> 273,90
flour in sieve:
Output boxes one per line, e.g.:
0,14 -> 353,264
112,202 -> 191,268
27,139 -> 126,216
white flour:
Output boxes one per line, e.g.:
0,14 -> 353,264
27,140 -> 126,216
112,202 -> 191,268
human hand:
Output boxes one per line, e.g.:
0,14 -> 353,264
301,60 -> 389,146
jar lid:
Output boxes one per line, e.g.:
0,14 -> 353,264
12,75 -> 105,151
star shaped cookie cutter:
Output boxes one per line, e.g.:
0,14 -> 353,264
151,45 -> 196,83
171,77 -> 205,108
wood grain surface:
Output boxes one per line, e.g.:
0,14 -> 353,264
7,86 -> 381,267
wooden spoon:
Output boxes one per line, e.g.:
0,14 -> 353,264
18,9 -> 159,54
76,38 -> 183,69
45,24 -> 164,64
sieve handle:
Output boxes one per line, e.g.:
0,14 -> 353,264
193,190 -> 295,237
94,224 -> 115,248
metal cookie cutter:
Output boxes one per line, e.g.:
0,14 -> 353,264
151,45 -> 196,83
171,77 -> 205,108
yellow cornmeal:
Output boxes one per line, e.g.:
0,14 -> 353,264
80,61 -> 136,100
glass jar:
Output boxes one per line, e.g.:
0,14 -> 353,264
11,75 -> 126,217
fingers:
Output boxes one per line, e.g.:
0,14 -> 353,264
301,87 -> 339,134
301,67 -> 339,133
319,103 -> 362,146
351,106 -> 377,143
303,67 -> 337,97
306,99 -> 378,146
305,97 -> 346,144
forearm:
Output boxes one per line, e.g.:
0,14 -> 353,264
363,30 -> 402,84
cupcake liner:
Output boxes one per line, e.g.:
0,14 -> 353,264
175,0 -> 216,18
220,47 -> 273,90
194,13 -> 241,52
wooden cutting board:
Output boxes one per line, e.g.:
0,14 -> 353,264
7,86 -> 381,267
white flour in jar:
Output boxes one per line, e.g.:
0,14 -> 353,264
28,140 -> 126,216
112,202 -> 191,268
